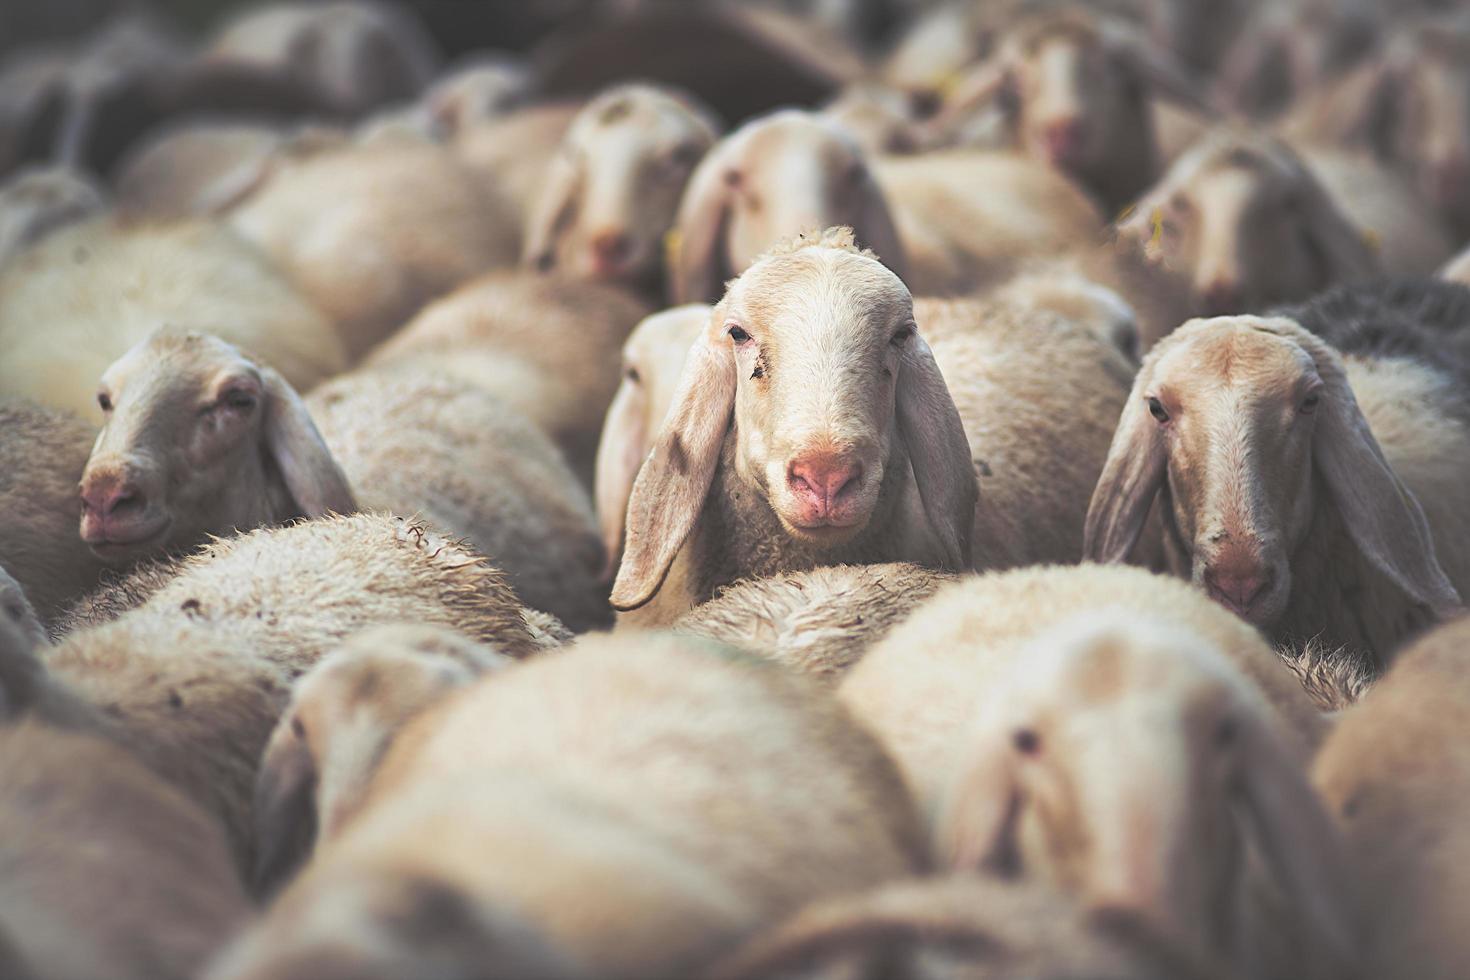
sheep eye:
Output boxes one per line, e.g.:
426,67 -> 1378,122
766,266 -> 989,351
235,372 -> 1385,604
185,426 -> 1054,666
1146,396 -> 1170,423
727,324 -> 752,344
890,326 -> 914,347
97,391 -> 112,412
222,390 -> 257,412
1301,392 -> 1320,414
1012,728 -> 1041,755
624,365 -> 641,383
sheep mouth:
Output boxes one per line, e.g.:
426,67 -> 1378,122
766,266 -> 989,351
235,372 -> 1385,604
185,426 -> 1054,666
83,517 -> 173,559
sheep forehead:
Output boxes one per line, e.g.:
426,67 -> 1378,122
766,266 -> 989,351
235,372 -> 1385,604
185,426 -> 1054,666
730,249 -> 910,351
1152,318 -> 1317,397
102,329 -> 252,398
578,87 -> 706,144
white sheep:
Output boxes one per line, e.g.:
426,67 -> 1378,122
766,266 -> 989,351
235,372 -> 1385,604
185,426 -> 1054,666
1084,313 -> 1468,663
668,108 -> 1102,303
839,564 -> 1351,980
673,563 -> 954,684
365,270 -> 653,486
0,166 -> 103,268
523,83 -> 720,292
0,215 -> 348,423
31,512 -> 559,863
222,135 -> 521,358
1312,614 -> 1470,980
252,624 -> 514,895
112,120 -> 290,219
209,631 -> 927,980
0,402 -> 108,628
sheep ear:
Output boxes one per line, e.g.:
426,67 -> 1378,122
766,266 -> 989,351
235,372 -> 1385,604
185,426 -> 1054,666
897,332 -> 976,571
855,169 -> 910,286
1084,370 -> 1166,564
260,367 -> 358,519
251,722 -> 319,898
610,328 -> 735,610
1309,351 -> 1461,618
1112,31 -> 1220,116
670,141 -> 736,304
593,372 -> 649,584
1237,714 -> 1360,971
521,149 -> 582,272
935,727 -> 1021,874
1295,174 -> 1381,283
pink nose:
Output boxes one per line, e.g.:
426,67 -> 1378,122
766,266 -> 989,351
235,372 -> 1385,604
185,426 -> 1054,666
590,230 -> 633,273
1042,119 -> 1088,164
80,475 -> 145,520
787,453 -> 862,521
1205,566 -> 1268,617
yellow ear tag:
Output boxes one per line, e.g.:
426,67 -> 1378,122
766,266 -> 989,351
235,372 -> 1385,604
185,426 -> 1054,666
664,227 -> 683,271
1116,203 -> 1137,224
1149,207 -> 1165,251
935,68 -> 966,99
1363,228 -> 1381,253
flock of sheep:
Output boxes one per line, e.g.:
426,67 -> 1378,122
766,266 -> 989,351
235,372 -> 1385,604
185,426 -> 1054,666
1,0 -> 1469,977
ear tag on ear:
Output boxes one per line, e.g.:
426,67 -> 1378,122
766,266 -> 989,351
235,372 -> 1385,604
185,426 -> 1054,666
1116,203 -> 1137,224
664,227 -> 683,271
1148,207 -> 1165,255
935,68 -> 966,99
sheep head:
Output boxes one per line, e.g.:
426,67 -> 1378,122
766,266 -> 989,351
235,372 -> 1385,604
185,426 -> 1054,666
1085,315 -> 1459,628
79,327 -> 355,564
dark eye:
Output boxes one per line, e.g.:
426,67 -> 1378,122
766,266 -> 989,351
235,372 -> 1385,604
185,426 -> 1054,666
890,326 -> 914,347
1012,728 -> 1041,755
97,391 -> 112,412
1147,396 -> 1170,423
727,324 -> 752,344
1301,391 -> 1320,414
624,365 -> 641,383
222,390 -> 257,412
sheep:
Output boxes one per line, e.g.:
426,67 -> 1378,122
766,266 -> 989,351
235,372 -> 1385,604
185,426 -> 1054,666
1311,614 -> 1470,980
523,84 -> 720,293
418,54 -> 534,137
1114,128 -> 1454,320
222,135 -> 522,358
1283,16 -> 1470,237
252,624 -> 514,895
1084,312 -> 1469,664
0,49 -> 68,178
365,270 -> 653,486
673,563 -> 954,683
77,329 -> 356,568
452,101 -> 583,227
213,632 -> 928,980
837,565 -> 1348,979
819,82 -> 941,156
0,166 -> 103,267
0,402 -> 108,629
33,512 -> 557,862
112,120 -> 290,219
977,270 -> 1142,362
925,5 -> 1217,212
198,1 -> 440,119
595,303 -> 710,574
612,229 -> 978,626
0,215 -> 348,423
703,875 -> 1229,980
668,108 -> 1102,303
0,720 -> 251,980
0,564 -> 46,653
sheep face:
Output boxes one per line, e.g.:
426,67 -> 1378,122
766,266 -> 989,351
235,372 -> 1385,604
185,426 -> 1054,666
669,111 -> 907,304
612,231 -> 975,611
1085,316 -> 1459,628
938,614 -> 1357,970
79,328 -> 354,564
524,85 -> 718,289
1116,135 -> 1378,316
253,636 -> 497,896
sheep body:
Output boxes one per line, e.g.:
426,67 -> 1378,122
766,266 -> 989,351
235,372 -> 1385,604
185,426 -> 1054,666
0,403 -> 106,629
0,166 -> 103,267
0,216 -> 346,422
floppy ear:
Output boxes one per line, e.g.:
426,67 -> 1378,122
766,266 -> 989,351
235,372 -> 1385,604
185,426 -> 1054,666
1111,31 -> 1222,116
1236,712 -> 1360,972
854,168 -> 910,286
669,140 -> 738,304
521,148 -> 582,272
935,722 -> 1022,874
1338,61 -> 1404,162
1084,368 -> 1167,564
593,372 -> 649,584
1307,345 -> 1461,618
610,326 -> 735,610
897,331 -> 976,571
1293,167 -> 1381,284
260,367 -> 358,520
251,720 -> 319,898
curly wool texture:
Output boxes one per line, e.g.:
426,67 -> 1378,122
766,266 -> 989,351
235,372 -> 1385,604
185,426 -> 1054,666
674,564 -> 954,684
